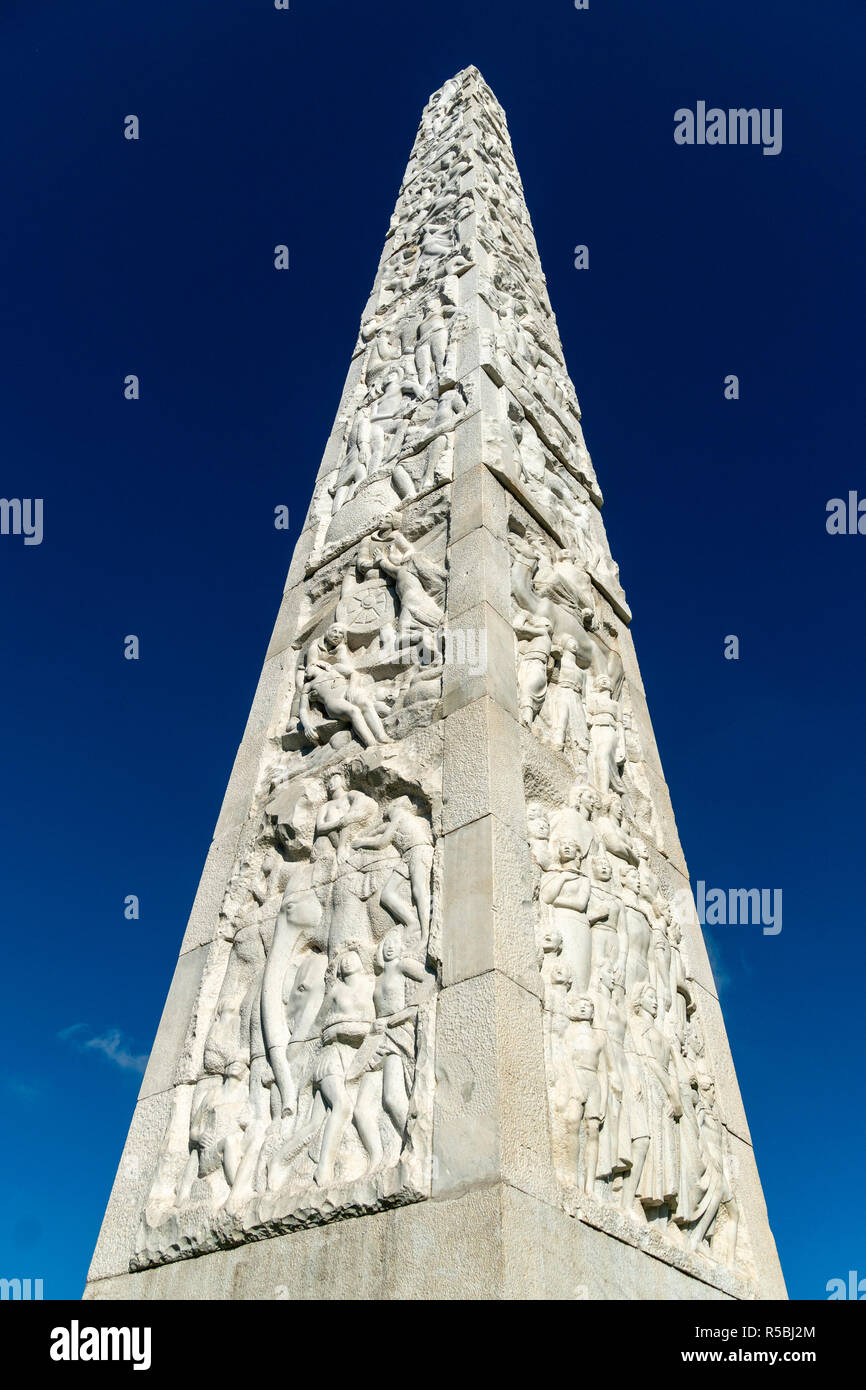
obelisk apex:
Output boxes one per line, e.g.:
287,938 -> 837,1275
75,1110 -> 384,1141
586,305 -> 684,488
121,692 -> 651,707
85,68 -> 783,1301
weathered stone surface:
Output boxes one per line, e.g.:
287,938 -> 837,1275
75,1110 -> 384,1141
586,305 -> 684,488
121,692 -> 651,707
85,65 -> 783,1301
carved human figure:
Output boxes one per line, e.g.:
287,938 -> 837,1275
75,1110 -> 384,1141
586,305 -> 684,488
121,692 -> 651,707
620,866 -> 652,995
625,983 -> 682,1214
178,1001 -> 252,1205
377,245 -> 421,311
540,634 -> 588,754
397,384 -> 466,497
587,674 -> 625,797
331,402 -> 373,510
360,315 -> 403,388
597,793 -> 639,869
531,545 -> 596,631
230,947 -> 329,1209
587,858 -> 628,981
374,523 -> 445,664
667,917 -> 694,1033
538,924 -> 563,983
312,773 -> 380,954
365,370 -> 426,477
510,530 -> 624,698
649,902 -> 673,1017
297,622 -> 391,748
413,293 -> 456,392
346,929 -> 429,1153
690,1077 -> 740,1265
413,219 -> 472,280
635,839 -> 663,918
312,948 -> 378,1187
540,839 -> 592,994
260,860 -> 324,1118
621,711 -> 658,834
313,772 -> 380,866
514,609 -> 552,726
527,803 -> 554,871
549,783 -> 597,864
668,1026 -> 707,1231
592,961 -> 634,1183
352,796 -> 434,943
566,994 -> 606,1193
512,414 -> 548,490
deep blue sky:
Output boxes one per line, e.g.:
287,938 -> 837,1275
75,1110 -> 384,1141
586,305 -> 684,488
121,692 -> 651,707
1,0 -> 863,1301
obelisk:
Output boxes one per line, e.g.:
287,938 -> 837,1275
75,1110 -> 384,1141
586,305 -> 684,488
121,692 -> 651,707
85,68 -> 785,1301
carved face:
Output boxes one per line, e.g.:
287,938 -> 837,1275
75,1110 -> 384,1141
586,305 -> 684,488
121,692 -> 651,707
592,857 -> 612,883
574,995 -> 594,1022
380,931 -> 400,963
527,809 -> 550,840
559,840 -> 578,864
339,951 -> 363,979
551,963 -> 573,989
541,928 -> 563,955
641,986 -> 658,1018
326,773 -> 347,797
325,623 -> 346,648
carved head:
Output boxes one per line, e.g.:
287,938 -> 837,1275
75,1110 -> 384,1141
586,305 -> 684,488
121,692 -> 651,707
526,804 -> 550,840
591,855 -> 612,883
698,1076 -> 716,1108
596,959 -> 621,993
550,962 -> 573,990
578,786 -> 599,816
540,928 -> 563,955
325,622 -> 347,649
632,982 -> 658,1018
376,929 -> 402,969
558,839 -> 580,865
623,867 -> 640,894
573,995 -> 595,1023
337,949 -> 365,981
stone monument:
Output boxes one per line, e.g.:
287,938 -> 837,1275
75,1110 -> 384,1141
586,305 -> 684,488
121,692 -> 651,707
85,68 -> 785,1301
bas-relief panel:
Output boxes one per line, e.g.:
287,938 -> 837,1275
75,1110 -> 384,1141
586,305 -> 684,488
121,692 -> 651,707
509,508 -> 747,1277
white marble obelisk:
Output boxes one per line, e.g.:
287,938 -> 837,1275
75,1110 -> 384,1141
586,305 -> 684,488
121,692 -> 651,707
85,68 -> 785,1301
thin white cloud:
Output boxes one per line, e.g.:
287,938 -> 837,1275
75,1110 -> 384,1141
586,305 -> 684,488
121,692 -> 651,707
59,1023 -> 149,1075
